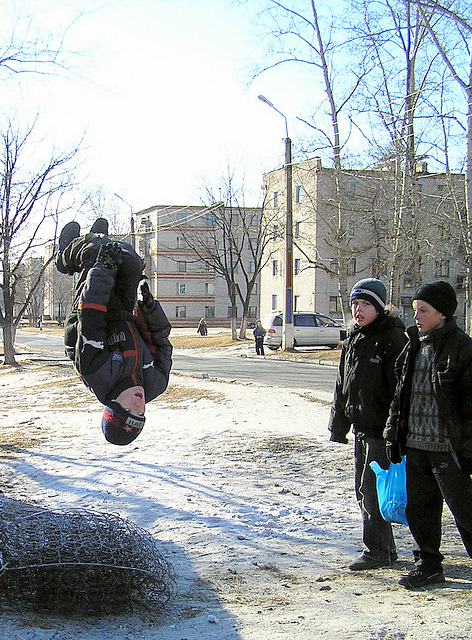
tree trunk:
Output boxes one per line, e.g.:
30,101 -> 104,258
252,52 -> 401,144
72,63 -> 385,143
3,320 -> 16,366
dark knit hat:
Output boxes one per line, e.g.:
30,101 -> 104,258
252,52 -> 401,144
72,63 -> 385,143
413,280 -> 457,318
350,278 -> 387,314
101,401 -> 145,446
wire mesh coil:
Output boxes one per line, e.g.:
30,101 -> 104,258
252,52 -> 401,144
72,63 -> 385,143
0,505 -> 176,614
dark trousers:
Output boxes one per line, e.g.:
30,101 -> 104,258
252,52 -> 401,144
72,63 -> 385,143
56,234 -> 144,312
255,336 -> 264,355
354,435 -> 396,561
405,448 -> 472,572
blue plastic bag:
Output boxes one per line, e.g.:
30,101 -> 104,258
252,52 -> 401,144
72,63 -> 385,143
369,457 -> 408,526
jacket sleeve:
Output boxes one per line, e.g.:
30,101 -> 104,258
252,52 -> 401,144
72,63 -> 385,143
328,344 -> 351,442
74,265 -> 114,376
135,301 -> 173,382
383,327 -> 408,405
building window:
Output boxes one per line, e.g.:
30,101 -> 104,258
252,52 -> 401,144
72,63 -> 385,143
294,221 -> 300,238
177,211 -> 187,223
227,306 -> 238,318
294,258 -> 301,275
347,257 -> 357,276
206,211 -> 216,225
294,295 -> 299,312
272,260 -> 279,276
176,236 -> 186,248
249,261 -> 254,273
272,294 -> 278,310
177,283 -> 186,295
295,185 -> 302,203
329,296 -> 341,315
175,305 -> 187,318
250,214 -> 258,226
436,259 -> 450,278
205,282 -> 215,295
273,191 -> 278,207
177,261 -> 187,272
403,273 -> 414,289
205,306 -> 215,319
248,306 -> 257,318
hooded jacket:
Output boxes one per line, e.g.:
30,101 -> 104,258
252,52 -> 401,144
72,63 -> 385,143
328,312 -> 407,441
64,263 -> 172,405
384,318 -> 472,458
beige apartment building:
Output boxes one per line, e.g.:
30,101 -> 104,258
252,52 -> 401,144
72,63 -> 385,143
133,203 -> 262,328
261,157 -> 466,329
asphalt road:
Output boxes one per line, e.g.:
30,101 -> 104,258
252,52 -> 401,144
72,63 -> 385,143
15,330 -> 337,400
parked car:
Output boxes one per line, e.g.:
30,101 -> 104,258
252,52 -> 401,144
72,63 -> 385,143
261,311 -> 346,350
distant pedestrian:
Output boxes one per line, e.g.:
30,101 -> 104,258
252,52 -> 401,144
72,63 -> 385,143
197,318 -> 208,336
253,320 -> 266,356
385,281 -> 472,589
328,278 -> 407,571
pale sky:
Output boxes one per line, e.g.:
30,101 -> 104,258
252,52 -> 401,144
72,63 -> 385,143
1,0 -> 314,214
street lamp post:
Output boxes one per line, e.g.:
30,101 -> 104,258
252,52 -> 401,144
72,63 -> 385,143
113,192 -> 135,249
258,95 -> 294,349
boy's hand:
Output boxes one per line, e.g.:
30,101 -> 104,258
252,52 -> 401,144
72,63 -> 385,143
139,281 -> 156,314
386,441 -> 402,464
95,242 -> 122,274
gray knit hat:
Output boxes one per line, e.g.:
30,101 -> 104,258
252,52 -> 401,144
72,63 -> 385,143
350,278 -> 387,314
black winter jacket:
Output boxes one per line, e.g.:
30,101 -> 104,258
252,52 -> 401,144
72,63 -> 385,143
64,263 -> 172,405
328,312 -> 407,441
384,318 -> 472,458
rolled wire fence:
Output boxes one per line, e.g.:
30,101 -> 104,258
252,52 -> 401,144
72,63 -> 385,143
0,501 -> 176,615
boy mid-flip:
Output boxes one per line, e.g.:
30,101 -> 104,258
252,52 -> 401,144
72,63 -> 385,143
56,220 -> 173,446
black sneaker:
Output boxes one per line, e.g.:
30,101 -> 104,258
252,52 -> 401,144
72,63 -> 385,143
398,568 -> 445,589
349,555 -> 392,571
90,217 -> 109,235
58,221 -> 80,252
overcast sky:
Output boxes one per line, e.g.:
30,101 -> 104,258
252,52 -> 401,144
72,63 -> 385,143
1,0 -> 315,214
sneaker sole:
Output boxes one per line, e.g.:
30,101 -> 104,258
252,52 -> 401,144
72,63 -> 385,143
399,575 -> 446,589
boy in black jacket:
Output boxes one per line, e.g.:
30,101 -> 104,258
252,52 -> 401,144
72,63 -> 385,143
329,278 -> 407,570
385,281 -> 472,589
56,220 -> 172,445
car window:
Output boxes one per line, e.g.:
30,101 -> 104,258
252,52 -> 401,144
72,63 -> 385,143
272,315 -> 283,327
294,314 -> 316,327
316,314 -> 337,327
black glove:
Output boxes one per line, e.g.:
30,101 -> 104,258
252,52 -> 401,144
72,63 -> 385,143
139,281 -> 156,314
95,242 -> 122,274
386,441 -> 402,464
329,433 -> 348,444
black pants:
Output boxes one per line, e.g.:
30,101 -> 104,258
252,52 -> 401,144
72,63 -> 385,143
255,336 -> 264,355
405,448 -> 472,572
56,234 -> 144,312
354,435 -> 396,562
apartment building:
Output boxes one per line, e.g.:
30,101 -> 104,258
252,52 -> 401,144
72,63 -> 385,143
261,157 -> 466,328
133,203 -> 262,328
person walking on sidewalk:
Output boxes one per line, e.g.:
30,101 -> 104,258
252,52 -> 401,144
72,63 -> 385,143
328,278 -> 407,571
385,281 -> 472,589
253,320 -> 266,356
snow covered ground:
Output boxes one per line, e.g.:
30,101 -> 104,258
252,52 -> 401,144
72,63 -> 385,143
0,352 -> 471,640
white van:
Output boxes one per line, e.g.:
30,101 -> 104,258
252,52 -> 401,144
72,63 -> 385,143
261,311 -> 346,350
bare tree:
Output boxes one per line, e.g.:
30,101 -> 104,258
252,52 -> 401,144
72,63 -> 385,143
246,0 -> 372,320
173,172 -> 275,340
406,0 -> 472,329
0,119 -> 79,364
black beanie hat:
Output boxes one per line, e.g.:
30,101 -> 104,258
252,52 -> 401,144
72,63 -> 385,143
350,278 -> 387,314
101,401 -> 145,445
413,281 -> 457,318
